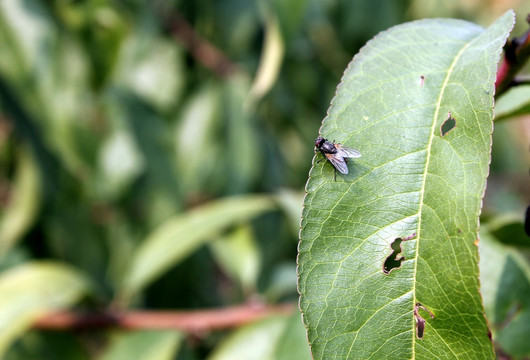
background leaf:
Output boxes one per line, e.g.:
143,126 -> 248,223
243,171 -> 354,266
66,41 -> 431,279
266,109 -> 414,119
99,330 -> 183,360
121,195 -> 276,300
209,224 -> 261,295
274,309 -> 312,360
207,316 -> 289,360
479,224 -> 530,358
207,311 -> 311,360
298,11 -> 514,359
0,147 -> 40,256
0,262 -> 89,357
494,85 -> 530,120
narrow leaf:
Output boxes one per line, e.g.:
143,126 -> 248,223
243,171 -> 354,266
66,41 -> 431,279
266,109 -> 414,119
100,330 -> 183,360
298,11 -> 514,359
0,147 -> 40,256
0,262 -> 89,357
209,225 -> 261,294
274,309 -> 312,360
494,85 -> 530,120
207,316 -> 289,360
247,12 -> 284,105
121,195 -> 275,300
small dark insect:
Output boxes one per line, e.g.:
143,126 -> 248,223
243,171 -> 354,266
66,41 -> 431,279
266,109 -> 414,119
314,136 -> 361,176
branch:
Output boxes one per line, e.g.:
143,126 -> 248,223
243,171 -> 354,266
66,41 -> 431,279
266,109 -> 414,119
162,11 -> 238,78
495,14 -> 530,97
34,303 -> 295,333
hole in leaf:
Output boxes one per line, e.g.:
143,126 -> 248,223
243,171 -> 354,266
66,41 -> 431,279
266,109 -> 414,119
383,238 -> 404,274
414,303 -> 435,339
382,233 -> 416,274
440,113 -> 456,137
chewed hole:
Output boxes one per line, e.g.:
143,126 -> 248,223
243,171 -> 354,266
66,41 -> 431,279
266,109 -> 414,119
383,238 -> 404,274
382,233 -> 416,275
441,113 -> 456,137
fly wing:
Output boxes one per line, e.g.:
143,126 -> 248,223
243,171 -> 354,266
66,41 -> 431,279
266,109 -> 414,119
336,145 -> 361,158
326,153 -> 349,174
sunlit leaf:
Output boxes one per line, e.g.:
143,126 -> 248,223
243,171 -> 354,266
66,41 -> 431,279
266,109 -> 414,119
274,309 -> 312,360
247,12 -> 284,105
0,262 -> 89,357
273,189 -> 304,238
104,90 -> 181,220
0,147 -> 40,257
0,0 -> 54,78
207,316 -> 289,360
494,85 -> 530,120
121,195 -> 276,300
174,84 -> 222,193
97,129 -> 145,199
0,0 -> 95,178
209,225 -> 261,294
113,33 -> 185,112
298,11 -> 514,359
264,262 -> 298,302
100,330 -> 183,360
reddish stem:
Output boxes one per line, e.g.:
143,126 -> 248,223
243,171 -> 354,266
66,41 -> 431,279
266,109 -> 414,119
34,303 -> 295,332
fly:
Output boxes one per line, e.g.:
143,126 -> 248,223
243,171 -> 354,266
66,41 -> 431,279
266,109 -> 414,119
314,136 -> 361,178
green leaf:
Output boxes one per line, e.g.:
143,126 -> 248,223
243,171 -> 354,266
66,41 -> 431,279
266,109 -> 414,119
207,311 -> 311,360
264,262 -> 298,302
479,225 -> 530,358
0,0 -> 95,178
99,330 -> 183,360
207,316 -> 289,360
0,147 -> 40,257
247,12 -> 284,105
273,189 -> 305,239
0,0 -> 55,80
487,214 -> 530,247
298,11 -> 514,359
224,74 -> 261,194
174,84 -> 222,194
494,85 -> 530,120
121,195 -> 276,300
209,225 -> 261,294
271,0 -> 309,45
0,262 -> 89,357
97,128 -> 145,199
274,309 -> 312,360
112,34 -> 185,112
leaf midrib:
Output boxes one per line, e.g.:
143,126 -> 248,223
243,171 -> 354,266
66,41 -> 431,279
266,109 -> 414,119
411,38 -> 475,359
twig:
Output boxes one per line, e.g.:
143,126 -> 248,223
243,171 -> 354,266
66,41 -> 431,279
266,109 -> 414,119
162,11 -> 238,78
34,303 -> 295,333
495,14 -> 530,97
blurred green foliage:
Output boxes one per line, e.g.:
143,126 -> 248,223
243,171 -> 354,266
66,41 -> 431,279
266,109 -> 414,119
0,0 -> 529,359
